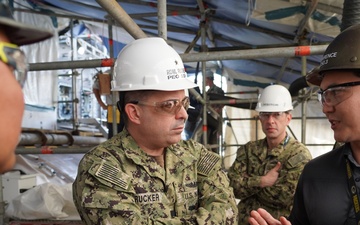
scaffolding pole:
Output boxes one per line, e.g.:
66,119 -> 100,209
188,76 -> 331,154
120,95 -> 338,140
28,45 -> 328,71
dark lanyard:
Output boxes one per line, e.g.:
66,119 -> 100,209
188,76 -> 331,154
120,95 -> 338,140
345,158 -> 360,223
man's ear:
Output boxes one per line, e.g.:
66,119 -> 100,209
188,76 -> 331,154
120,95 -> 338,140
125,104 -> 141,124
286,113 -> 292,125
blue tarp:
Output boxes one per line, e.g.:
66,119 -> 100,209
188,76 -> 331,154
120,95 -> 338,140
32,0 -> 342,87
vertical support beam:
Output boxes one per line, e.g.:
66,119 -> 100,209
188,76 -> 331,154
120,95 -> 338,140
195,0 -> 209,146
276,0 -> 319,81
200,22 -> 208,146
108,18 -> 118,136
0,176 -> 4,225
70,19 -> 78,131
300,40 -> 308,144
158,0 -> 167,39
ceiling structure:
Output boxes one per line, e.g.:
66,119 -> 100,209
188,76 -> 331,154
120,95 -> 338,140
16,0 -> 346,89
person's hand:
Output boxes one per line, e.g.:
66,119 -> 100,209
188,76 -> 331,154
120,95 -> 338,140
260,162 -> 281,187
101,103 -> 107,110
248,208 -> 291,225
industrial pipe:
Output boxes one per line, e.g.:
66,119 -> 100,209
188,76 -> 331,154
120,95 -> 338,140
18,129 -> 106,146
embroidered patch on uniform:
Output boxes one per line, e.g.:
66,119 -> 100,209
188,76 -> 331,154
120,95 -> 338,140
288,154 -> 306,167
95,162 -> 129,190
179,190 -> 198,201
197,152 -> 219,176
134,192 -> 162,205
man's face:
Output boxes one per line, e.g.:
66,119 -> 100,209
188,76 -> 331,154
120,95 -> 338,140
130,90 -> 189,149
320,70 -> 360,143
0,31 -> 24,173
205,77 -> 212,86
258,111 -> 291,140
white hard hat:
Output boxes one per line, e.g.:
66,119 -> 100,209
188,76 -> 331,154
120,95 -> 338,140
255,84 -> 293,112
111,37 -> 197,91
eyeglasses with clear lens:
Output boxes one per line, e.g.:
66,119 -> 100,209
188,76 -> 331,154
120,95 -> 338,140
132,96 -> 190,115
258,112 -> 287,120
317,81 -> 360,106
0,42 -> 28,88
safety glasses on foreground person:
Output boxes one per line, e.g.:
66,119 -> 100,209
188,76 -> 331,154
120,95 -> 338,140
0,42 -> 28,87
131,96 -> 190,115
318,81 -> 360,107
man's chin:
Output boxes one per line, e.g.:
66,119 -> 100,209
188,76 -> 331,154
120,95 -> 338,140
265,132 -> 277,137
334,135 -> 346,143
168,134 -> 182,144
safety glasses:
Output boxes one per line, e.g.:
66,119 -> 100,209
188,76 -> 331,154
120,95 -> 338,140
318,81 -> 360,106
131,96 -> 190,115
258,112 -> 288,120
0,42 -> 28,87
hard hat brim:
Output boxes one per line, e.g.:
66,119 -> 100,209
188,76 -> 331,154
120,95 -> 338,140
0,17 -> 53,46
306,66 -> 322,87
111,77 -> 198,92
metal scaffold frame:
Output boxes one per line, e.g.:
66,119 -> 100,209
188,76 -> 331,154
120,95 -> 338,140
1,1 -> 331,224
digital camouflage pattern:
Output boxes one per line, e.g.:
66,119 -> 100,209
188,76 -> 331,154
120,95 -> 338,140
227,136 -> 312,225
73,129 -> 238,224
207,84 -> 224,115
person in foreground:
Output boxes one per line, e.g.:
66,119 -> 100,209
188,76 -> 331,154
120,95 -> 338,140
0,2 -> 52,173
228,84 -> 312,224
73,37 -> 238,224
248,23 -> 360,225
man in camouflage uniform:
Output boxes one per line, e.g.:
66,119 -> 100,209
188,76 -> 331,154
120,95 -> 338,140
228,84 -> 312,225
73,37 -> 238,224
205,70 -> 224,97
